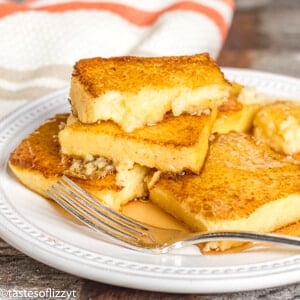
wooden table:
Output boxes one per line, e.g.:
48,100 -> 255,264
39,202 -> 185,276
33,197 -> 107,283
1,1 -> 300,299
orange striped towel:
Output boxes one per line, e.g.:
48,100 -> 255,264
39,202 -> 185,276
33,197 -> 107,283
0,0 -> 234,117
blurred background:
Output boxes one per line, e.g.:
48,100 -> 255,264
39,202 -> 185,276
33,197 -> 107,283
219,0 -> 300,78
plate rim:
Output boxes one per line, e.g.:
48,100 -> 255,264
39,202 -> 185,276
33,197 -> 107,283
0,67 -> 300,294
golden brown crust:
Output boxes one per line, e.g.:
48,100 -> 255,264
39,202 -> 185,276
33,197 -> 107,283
65,112 -> 214,148
70,53 -> 231,130
217,82 -> 245,114
217,96 -> 243,113
9,114 -> 119,191
72,53 -> 230,96
253,100 -> 300,156
212,82 -> 262,135
150,132 -> 300,221
9,114 -> 68,178
59,111 -> 216,173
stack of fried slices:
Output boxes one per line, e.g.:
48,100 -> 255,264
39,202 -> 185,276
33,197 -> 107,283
9,53 -> 300,252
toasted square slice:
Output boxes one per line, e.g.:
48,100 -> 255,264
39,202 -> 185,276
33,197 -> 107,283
212,97 -> 260,134
212,83 -> 264,134
8,114 -> 147,210
59,110 -> 216,173
148,132 -> 300,252
212,103 -> 260,134
253,101 -> 300,157
70,53 -> 231,132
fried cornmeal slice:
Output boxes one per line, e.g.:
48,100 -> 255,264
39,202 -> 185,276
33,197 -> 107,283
253,101 -> 300,157
212,97 -> 260,134
212,83 -> 262,134
70,53 -> 231,132
59,110 -> 217,174
8,114 -> 148,210
148,132 -> 300,252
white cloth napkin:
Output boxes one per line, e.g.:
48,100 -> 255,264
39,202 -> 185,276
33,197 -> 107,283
0,0 -> 234,118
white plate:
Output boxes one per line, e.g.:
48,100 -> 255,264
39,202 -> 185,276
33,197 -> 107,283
0,68 -> 300,294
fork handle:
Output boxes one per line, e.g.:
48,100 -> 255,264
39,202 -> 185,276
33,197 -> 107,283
173,231 -> 300,249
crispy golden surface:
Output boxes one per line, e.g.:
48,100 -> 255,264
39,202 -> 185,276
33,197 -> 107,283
212,89 -> 260,134
59,111 -> 216,173
72,53 -> 229,95
149,132 -> 300,250
9,114 -> 70,179
209,82 -> 263,134
9,114 -> 147,210
70,53 -> 231,131
254,101 -> 300,156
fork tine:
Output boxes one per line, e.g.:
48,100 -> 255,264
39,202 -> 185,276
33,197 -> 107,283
47,188 -> 111,235
61,175 -> 148,231
48,179 -> 147,244
47,177 -> 300,254
57,178 -> 143,236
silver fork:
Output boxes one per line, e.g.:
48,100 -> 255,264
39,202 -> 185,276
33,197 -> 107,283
47,176 -> 300,254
